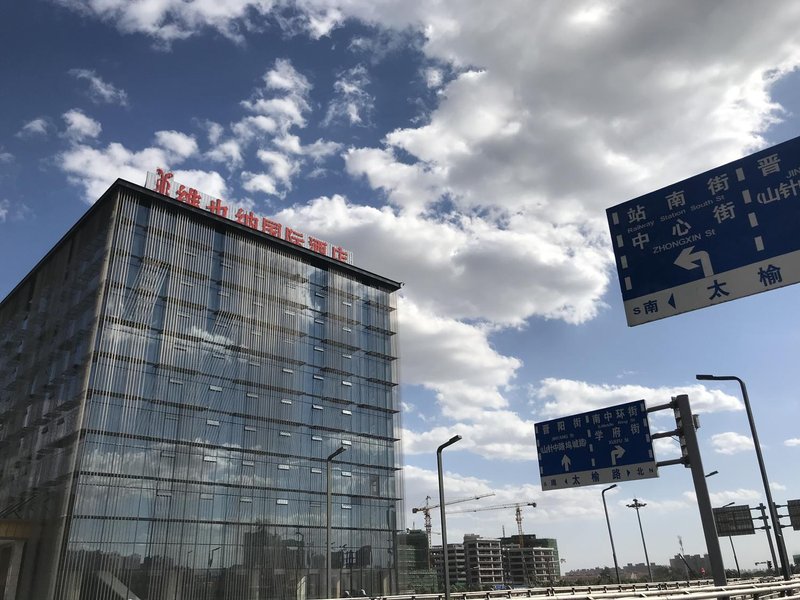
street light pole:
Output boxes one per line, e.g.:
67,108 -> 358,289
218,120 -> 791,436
602,484 -> 621,585
720,502 -> 741,578
437,435 -> 461,600
696,374 -> 791,580
626,499 -> 652,582
327,446 -> 348,599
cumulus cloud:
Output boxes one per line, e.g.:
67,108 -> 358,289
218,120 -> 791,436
241,59 -> 311,132
16,117 -> 49,138
401,410 -> 535,462
69,68 -> 129,106
531,380 -> 742,420
202,59 -> 342,195
62,109 -> 102,141
154,130 -> 199,159
0,200 -> 8,222
784,438 -> 800,447
684,488 -> 761,506
397,299 -> 520,419
0,150 -> 13,163
711,432 -> 754,455
54,0 -> 276,44
279,194 -> 609,326
58,131 -> 219,202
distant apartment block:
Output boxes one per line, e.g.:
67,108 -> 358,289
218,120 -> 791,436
431,533 -> 560,590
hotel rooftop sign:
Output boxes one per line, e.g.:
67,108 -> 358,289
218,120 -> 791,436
145,169 -> 354,265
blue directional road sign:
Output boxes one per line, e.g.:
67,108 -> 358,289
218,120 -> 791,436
534,400 -> 657,491
607,135 -> 800,326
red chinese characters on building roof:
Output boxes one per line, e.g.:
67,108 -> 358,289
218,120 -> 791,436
145,169 -> 353,265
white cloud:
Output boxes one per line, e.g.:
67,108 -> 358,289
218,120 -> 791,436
205,121 -> 225,145
171,169 -> 227,200
770,481 -> 787,492
154,130 -> 199,159
323,64 -> 374,126
653,436 -> 680,459
205,59 -> 341,193
206,139 -> 244,167
397,299 -> 520,420
531,380 -> 742,420
401,410 -> 535,462
54,0 -> 276,44
241,60 -> 311,132
58,132 -> 221,202
0,199 -> 31,223
784,438 -> 800,447
684,488 -> 761,506
62,109 -> 102,141
242,171 -> 278,195
16,117 -> 49,138
256,149 -> 297,185
69,68 -> 129,106
424,67 -> 443,88
264,57 -> 312,96
0,150 -> 13,163
711,432 -> 754,455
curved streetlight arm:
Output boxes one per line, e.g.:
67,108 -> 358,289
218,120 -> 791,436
695,374 -> 791,580
437,435 -> 461,600
437,435 -> 462,453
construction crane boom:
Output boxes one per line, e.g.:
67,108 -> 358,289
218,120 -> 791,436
410,492 -> 495,565
449,502 -> 537,547
448,501 -> 536,514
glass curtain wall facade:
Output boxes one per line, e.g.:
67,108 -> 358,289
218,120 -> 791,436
0,181 -> 403,600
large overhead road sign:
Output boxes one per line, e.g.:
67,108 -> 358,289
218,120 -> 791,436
607,135 -> 800,326
534,400 -> 657,491
787,499 -> 800,530
713,505 -> 755,536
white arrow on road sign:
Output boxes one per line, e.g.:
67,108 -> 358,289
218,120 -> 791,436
611,445 -> 625,466
674,246 -> 714,277
561,455 -> 571,471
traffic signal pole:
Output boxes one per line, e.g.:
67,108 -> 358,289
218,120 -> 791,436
672,395 -> 727,586
647,396 -> 728,586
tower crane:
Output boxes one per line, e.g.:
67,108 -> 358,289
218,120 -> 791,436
410,493 -> 495,554
449,501 -> 537,547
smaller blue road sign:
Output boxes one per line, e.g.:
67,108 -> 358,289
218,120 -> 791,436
534,400 -> 657,491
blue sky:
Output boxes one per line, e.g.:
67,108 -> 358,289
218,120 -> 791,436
3,0 -> 800,572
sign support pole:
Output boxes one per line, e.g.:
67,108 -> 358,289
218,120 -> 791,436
674,395 -> 726,587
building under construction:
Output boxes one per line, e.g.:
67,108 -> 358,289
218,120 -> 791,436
430,534 -> 560,590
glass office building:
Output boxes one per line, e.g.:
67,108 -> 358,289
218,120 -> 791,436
0,179 -> 403,600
